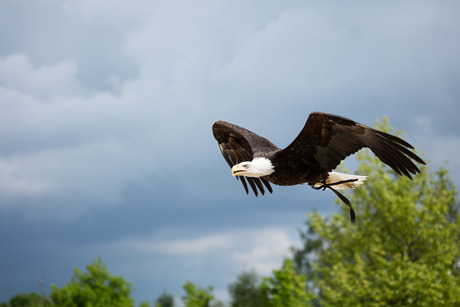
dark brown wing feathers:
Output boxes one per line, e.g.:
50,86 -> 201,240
284,112 -> 425,179
212,121 -> 279,196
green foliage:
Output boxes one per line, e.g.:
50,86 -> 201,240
155,290 -> 174,307
50,257 -> 135,307
181,281 -> 214,307
293,118 -> 460,306
260,259 -> 314,307
228,270 -> 264,307
7,292 -> 49,307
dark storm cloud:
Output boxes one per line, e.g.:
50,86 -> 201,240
1,0 -> 459,303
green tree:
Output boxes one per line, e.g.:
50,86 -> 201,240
260,259 -> 314,307
155,290 -> 174,307
50,257 -> 135,307
228,270 -> 264,307
181,281 -> 216,307
7,292 -> 50,307
293,118 -> 460,306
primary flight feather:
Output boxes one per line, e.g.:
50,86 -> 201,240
212,112 -> 426,223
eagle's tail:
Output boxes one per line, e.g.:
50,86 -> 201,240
324,172 -> 367,190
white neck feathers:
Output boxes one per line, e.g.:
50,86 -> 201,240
247,157 -> 275,177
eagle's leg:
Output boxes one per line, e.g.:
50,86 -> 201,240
311,179 -> 356,224
328,186 -> 356,224
311,178 -> 359,191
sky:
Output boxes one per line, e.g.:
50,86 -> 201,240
1,0 -> 459,304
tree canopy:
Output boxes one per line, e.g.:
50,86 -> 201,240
228,270 -> 264,307
5,292 -> 49,307
50,257 -> 135,307
155,290 -> 174,307
181,281 -> 215,307
260,259 -> 314,307
292,117 -> 460,306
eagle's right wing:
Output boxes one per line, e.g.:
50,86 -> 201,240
212,121 -> 277,196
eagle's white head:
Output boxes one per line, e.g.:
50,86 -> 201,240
231,158 -> 275,178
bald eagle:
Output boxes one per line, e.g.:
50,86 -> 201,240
212,112 -> 425,223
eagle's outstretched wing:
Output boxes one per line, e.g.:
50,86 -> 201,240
212,121 -> 278,196
283,112 -> 425,178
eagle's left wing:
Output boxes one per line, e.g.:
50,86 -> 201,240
283,112 -> 425,178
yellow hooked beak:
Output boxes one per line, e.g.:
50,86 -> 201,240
231,164 -> 247,176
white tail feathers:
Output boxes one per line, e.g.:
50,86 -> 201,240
322,171 -> 367,190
